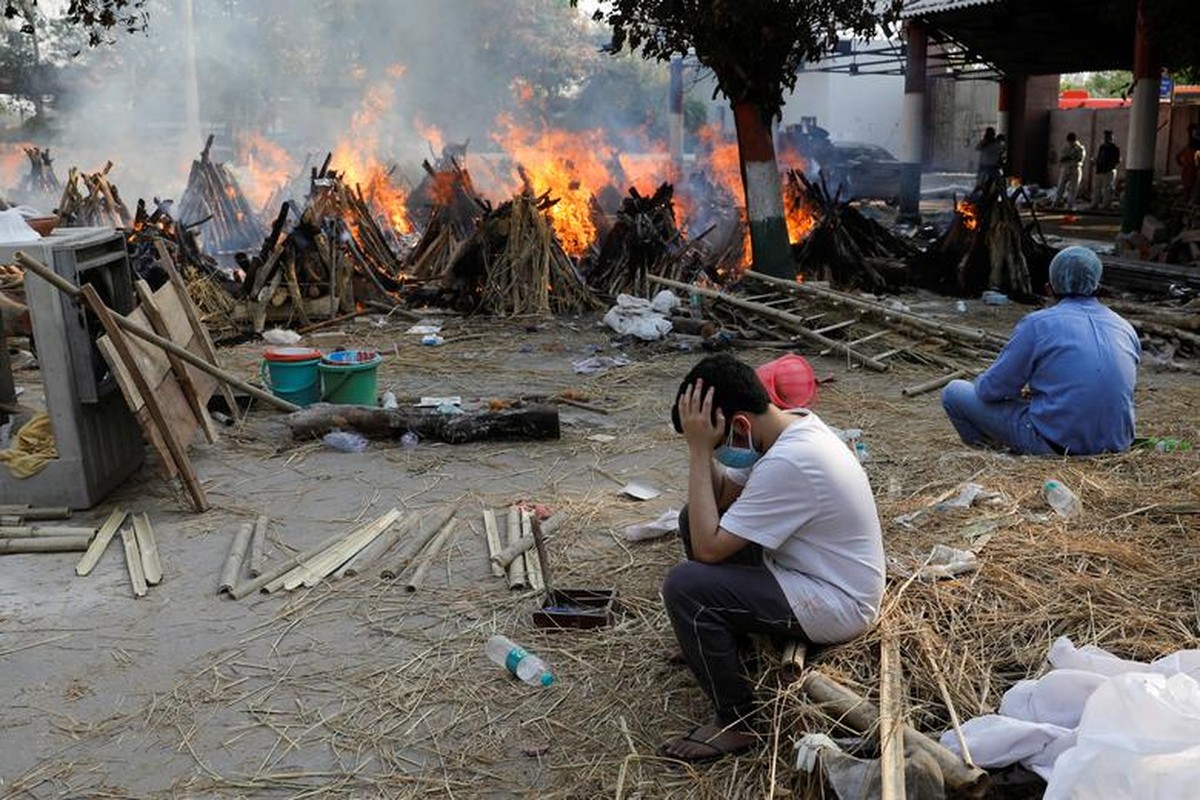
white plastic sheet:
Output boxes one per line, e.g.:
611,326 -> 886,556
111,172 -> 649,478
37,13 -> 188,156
941,637 -> 1200,798
602,293 -> 673,341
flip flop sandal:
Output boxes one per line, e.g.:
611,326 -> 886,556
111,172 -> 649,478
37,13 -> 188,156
656,727 -> 755,765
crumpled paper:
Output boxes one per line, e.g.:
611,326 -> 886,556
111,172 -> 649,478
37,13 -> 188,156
572,355 -> 631,375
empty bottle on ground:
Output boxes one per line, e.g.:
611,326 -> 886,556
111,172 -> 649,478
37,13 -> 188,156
1044,479 -> 1081,517
485,634 -> 555,687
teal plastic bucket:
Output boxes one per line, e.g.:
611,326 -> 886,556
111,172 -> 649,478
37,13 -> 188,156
261,347 -> 322,407
319,350 -> 382,406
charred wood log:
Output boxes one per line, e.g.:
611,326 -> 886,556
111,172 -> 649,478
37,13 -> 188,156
287,402 -> 561,444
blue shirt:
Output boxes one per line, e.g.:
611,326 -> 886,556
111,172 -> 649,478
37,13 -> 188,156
975,297 -> 1141,454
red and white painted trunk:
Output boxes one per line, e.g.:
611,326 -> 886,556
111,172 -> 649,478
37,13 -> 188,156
732,101 -> 793,278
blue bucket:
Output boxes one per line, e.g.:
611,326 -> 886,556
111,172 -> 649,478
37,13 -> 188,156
261,347 -> 322,407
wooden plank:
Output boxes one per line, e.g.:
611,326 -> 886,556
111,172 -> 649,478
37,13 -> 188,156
85,285 -> 208,512
135,280 -> 218,444
132,513 -> 163,585
154,239 -> 240,419
482,509 -> 505,578
120,527 -> 148,598
75,509 -> 128,576
880,630 -> 908,800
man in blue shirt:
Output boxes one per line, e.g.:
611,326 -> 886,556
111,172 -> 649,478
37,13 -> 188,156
941,247 -> 1140,455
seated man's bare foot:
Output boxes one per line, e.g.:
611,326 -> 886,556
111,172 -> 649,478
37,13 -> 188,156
657,723 -> 757,764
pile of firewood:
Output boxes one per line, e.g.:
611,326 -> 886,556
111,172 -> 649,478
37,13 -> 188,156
407,156 -> 488,281
442,190 -> 600,316
787,170 -> 915,293
912,177 -> 1053,299
178,136 -> 265,255
19,146 -> 60,198
584,183 -> 692,298
57,163 -> 132,228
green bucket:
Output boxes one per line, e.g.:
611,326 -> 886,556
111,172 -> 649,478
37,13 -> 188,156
261,347 -> 322,407
319,350 -> 383,406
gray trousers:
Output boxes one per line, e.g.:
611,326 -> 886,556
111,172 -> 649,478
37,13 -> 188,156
662,508 -> 808,726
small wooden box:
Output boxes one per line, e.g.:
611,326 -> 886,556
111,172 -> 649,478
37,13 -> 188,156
532,588 -> 619,630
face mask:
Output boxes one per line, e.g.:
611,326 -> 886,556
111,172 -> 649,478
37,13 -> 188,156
714,419 -> 761,469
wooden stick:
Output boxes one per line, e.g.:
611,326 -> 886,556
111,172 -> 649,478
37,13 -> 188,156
288,508 -> 403,590
0,505 -> 72,520
335,512 -> 412,579
218,522 -> 254,594
648,275 -> 890,372
482,509 -> 505,578
505,506 -> 527,590
120,527 -> 148,598
0,536 -> 92,554
379,506 -> 457,580
919,630 -> 975,768
83,284 -> 209,512
404,515 -> 459,592
530,513 -> 555,594
155,223 -> 242,420
522,510 -> 545,592
230,527 -> 357,600
879,630 -> 908,800
132,513 -> 162,586
249,514 -> 268,578
0,526 -> 97,538
16,252 -> 298,413
800,672 -> 989,797
76,509 -> 128,576
491,511 -> 566,569
902,370 -> 969,398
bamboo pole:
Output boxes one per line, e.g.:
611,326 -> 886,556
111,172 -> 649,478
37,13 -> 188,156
800,672 -> 989,797
132,513 -> 162,586
522,510 -> 545,592
218,522 -> 254,594
16,252 -> 299,413
902,370 -> 969,398
648,275 -> 890,372
120,527 -> 148,598
780,640 -> 808,684
229,528 -> 355,600
379,507 -> 457,580
336,512 -> 412,579
879,630 -> 908,800
0,536 -> 92,554
0,505 -> 72,520
482,509 -> 505,578
75,509 -> 128,576
287,508 -> 402,590
0,526 -> 97,538
504,506 -> 527,590
404,516 -> 459,592
249,514 -> 268,578
491,511 -> 566,569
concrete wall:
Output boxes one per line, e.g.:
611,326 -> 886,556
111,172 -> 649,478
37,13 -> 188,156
925,77 -> 1000,172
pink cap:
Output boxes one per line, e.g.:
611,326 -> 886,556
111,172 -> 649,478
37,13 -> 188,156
756,354 -> 817,409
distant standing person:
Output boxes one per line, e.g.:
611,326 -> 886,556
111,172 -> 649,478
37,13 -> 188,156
1092,130 -> 1120,210
940,247 -> 1140,456
1055,133 -> 1085,209
1176,123 -> 1200,202
975,126 -> 1005,188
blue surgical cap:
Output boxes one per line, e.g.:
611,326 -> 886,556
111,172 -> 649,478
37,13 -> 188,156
1049,246 -> 1103,296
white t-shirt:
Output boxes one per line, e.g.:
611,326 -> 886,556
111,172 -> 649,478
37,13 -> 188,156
719,412 -> 884,643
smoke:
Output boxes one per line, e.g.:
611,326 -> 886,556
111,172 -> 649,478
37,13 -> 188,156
2,0 -> 695,215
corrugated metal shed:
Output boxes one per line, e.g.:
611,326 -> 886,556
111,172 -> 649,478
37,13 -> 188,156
901,0 -> 1000,19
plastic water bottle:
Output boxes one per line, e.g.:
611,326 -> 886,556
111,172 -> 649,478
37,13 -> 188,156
485,634 -> 555,687
1044,479 -> 1080,518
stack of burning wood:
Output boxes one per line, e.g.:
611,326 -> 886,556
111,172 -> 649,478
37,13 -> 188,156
178,136 -> 265,256
912,176 -> 1054,299
18,146 -> 61,199
57,163 -> 132,228
443,189 -> 599,316
407,152 -> 488,282
584,183 -> 694,298
786,170 -> 915,293
126,198 -> 240,338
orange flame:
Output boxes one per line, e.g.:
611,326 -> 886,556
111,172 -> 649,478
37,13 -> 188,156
332,79 -> 413,235
0,143 -> 31,192
414,118 -> 445,155
237,133 -> 296,210
696,124 -> 752,271
957,199 -> 979,231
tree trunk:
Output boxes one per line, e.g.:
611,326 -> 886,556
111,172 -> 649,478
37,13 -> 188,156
732,101 -> 793,279
288,403 -> 561,444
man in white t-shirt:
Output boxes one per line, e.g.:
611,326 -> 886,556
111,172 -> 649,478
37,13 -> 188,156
658,354 -> 885,764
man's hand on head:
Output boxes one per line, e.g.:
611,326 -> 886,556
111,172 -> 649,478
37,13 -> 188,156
677,379 -> 724,454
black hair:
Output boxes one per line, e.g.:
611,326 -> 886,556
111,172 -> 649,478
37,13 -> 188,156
670,353 -> 771,435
